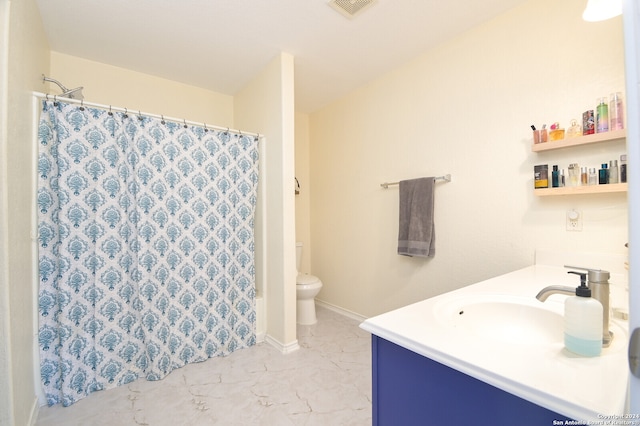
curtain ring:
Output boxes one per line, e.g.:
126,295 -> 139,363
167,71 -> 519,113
45,94 -> 49,101
161,115 -> 165,125
79,100 -> 85,111
183,119 -> 188,129
138,110 -> 143,121
254,133 -> 260,142
108,105 -> 113,116
225,127 -> 229,135
204,123 -> 209,132
123,108 -> 128,118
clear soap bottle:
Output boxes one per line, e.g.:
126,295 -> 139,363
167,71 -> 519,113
564,271 -> 603,357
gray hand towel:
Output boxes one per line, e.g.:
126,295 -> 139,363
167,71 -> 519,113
397,177 -> 435,258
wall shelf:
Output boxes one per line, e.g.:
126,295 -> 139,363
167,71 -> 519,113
531,129 -> 626,152
534,183 -> 628,196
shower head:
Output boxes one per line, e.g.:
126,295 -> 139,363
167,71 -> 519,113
43,75 -> 84,100
61,87 -> 84,100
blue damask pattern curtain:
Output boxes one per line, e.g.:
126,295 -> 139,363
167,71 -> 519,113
37,100 -> 259,406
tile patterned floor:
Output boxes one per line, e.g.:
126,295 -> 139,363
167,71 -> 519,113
35,306 -> 372,425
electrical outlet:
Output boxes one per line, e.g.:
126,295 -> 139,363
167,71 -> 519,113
566,209 -> 582,231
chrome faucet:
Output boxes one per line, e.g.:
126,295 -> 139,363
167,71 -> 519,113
535,285 -> 575,301
536,265 -> 612,347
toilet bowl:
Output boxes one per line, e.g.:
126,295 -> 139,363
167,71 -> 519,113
296,242 -> 323,325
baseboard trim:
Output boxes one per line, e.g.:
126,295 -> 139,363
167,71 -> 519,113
264,334 -> 300,354
315,299 -> 368,323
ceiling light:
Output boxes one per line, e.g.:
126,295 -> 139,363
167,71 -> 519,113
328,0 -> 377,19
582,0 -> 622,22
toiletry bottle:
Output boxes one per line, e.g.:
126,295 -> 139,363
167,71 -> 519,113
568,163 -> 579,187
589,168 -> 597,185
560,169 -> 565,187
599,163 -> 608,184
609,160 -> 619,184
583,110 -> 595,135
552,165 -> 559,188
564,271 -> 603,357
567,119 -> 581,138
597,98 -> 609,133
532,125 -> 541,144
621,155 -> 627,183
609,92 -> 624,130
534,165 -> 549,188
581,167 -> 588,186
549,122 -> 565,141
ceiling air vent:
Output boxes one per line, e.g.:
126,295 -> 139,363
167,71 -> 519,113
328,0 -> 377,18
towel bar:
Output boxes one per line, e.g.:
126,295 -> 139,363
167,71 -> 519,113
380,174 -> 451,189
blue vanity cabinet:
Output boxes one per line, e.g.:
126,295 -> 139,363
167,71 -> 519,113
371,335 -> 574,425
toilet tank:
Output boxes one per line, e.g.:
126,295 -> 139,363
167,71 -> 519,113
296,242 -> 303,272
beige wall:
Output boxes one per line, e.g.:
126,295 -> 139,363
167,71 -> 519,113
49,52 -> 234,127
308,0 -> 628,318
295,112 -> 312,274
235,53 -> 298,351
1,0 -> 50,424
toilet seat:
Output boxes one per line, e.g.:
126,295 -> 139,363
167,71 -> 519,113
296,273 -> 320,286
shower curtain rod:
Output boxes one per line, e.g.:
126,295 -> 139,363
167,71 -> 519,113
33,91 -> 262,139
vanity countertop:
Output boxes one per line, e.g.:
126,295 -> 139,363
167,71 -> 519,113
360,260 -> 629,422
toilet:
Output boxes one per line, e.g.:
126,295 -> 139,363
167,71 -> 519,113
296,242 -> 323,325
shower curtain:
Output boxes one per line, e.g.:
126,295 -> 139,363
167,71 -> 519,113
36,99 -> 259,406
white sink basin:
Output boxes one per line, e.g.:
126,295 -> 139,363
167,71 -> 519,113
361,263 -> 630,421
435,294 -> 564,345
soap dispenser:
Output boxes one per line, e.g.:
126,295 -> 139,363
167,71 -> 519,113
564,271 -> 603,357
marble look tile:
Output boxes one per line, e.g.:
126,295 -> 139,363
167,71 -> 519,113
35,306 -> 372,425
